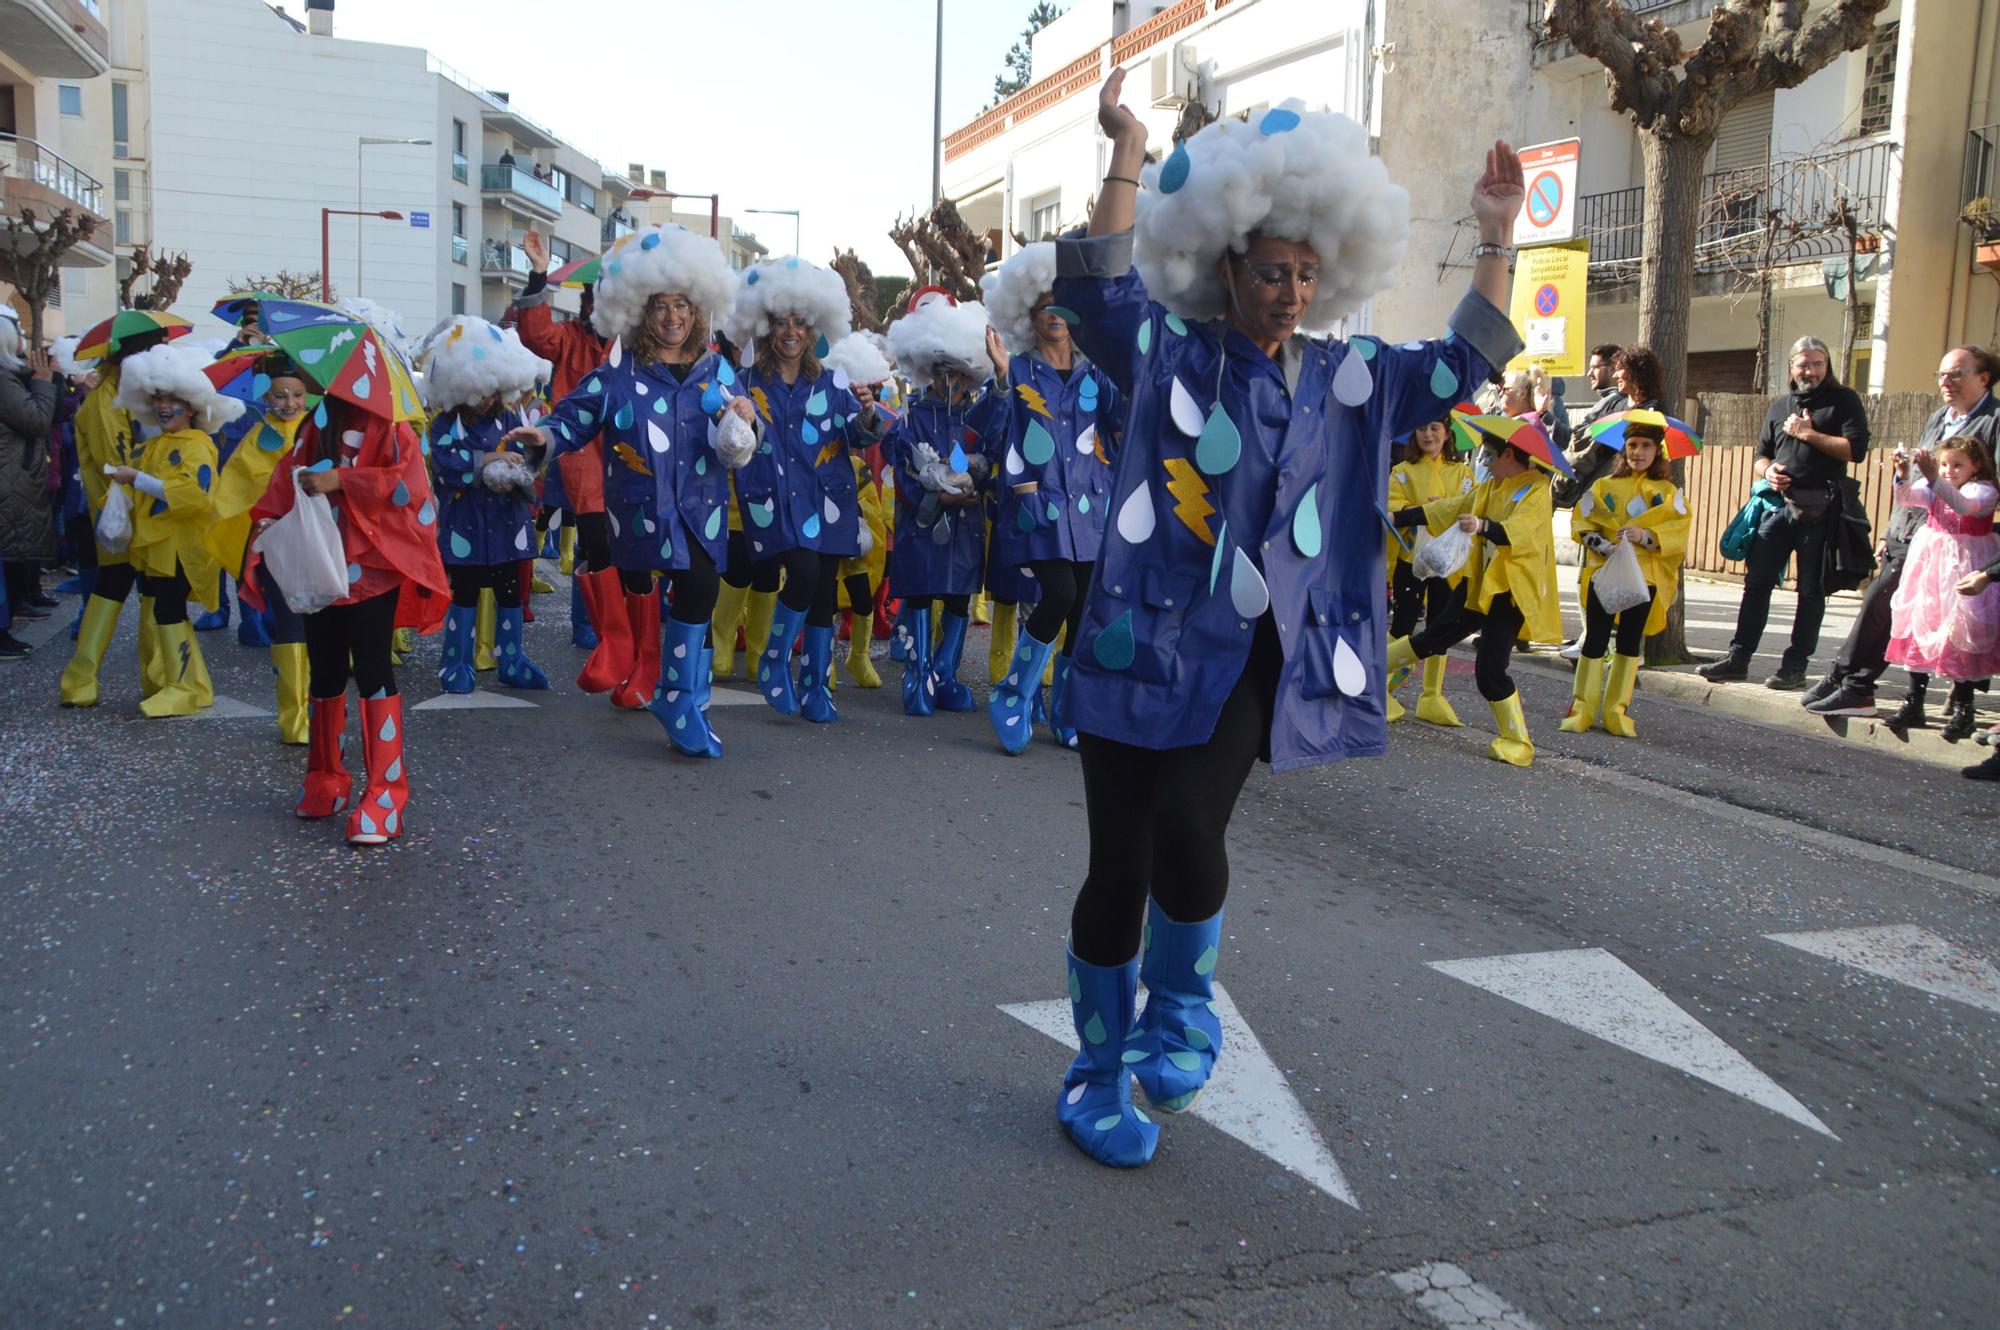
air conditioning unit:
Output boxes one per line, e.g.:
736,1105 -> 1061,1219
1149,43 -> 1198,108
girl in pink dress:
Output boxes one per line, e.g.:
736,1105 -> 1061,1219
1887,435 -> 2000,741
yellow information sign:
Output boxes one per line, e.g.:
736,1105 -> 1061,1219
1507,238 -> 1590,377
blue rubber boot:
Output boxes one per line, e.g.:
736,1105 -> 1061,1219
569,575 -> 598,649
68,565 -> 98,640
1048,654 -> 1080,749
237,604 -> 272,648
194,575 -> 231,631
930,611 -> 976,712
1059,948 -> 1160,1169
438,604 -> 477,693
494,605 -> 549,689
1130,901 -> 1225,1113
756,599 -> 807,716
650,615 -> 723,758
899,604 -> 934,716
798,624 -> 838,724
988,626 -> 1057,755
694,644 -> 719,731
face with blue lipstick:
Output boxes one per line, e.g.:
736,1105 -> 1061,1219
1029,297 -> 1071,353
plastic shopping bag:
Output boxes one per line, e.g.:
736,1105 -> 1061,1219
254,472 -> 350,615
1412,522 -> 1471,581
95,475 -> 133,554
1592,537 -> 1652,616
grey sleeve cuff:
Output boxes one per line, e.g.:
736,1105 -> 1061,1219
512,287 -> 553,310
1448,288 -> 1524,371
1055,230 -> 1135,279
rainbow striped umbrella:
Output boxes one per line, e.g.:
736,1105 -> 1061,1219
1458,414 -> 1574,479
74,309 -> 193,361
1586,408 -> 1704,461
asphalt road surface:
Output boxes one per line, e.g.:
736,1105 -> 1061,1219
3,595 -> 1996,1329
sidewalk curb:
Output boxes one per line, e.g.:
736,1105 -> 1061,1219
1505,649 -> 1991,773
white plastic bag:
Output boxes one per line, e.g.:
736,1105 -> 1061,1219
255,471 -> 350,616
1412,522 -> 1471,581
712,394 -> 758,470
95,476 -> 133,554
1592,537 -> 1652,616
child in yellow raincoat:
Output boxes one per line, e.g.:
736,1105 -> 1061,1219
102,344 -> 244,717
1560,416 -> 1688,737
1387,428 -> 1560,766
1386,415 -> 1474,725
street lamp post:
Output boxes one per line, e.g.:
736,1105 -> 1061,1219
641,189 -> 720,239
356,136 -> 431,295
322,209 -> 405,301
742,208 -> 801,255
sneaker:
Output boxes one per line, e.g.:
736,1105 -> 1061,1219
1805,684 -> 1877,717
1801,675 -> 1843,707
1962,750 -> 2000,781
1764,669 -> 1808,691
9,603 -> 51,621
0,633 -> 29,661
1697,655 -> 1750,682
1558,639 -> 1582,662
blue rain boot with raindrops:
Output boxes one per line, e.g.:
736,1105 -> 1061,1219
900,604 -> 934,717
929,611 -> 976,712
650,615 -> 723,758
1048,654 -> 1080,749
757,599 -> 807,716
1130,901 -> 1224,1113
438,603 -> 477,694
1060,948 -> 1159,1169
569,574 -> 598,649
988,626 -> 1057,755
798,624 -> 838,724
494,605 -> 548,689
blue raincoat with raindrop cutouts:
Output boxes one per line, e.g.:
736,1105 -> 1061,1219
1051,230 -> 1523,772
428,407 -> 537,567
885,387 -> 994,599
976,352 -> 1124,570
540,348 -> 736,573
733,365 -> 881,562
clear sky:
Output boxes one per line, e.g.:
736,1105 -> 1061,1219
325,0 -> 1039,278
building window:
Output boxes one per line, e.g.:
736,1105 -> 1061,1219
58,85 -> 83,117
452,283 -> 467,315
1029,194 -> 1061,241
452,202 -> 466,237
1857,22 -> 1898,137
567,178 -> 597,215
550,237 -> 575,265
451,119 -> 469,183
111,82 -> 129,158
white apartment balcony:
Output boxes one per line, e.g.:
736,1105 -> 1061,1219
1,0 -> 110,78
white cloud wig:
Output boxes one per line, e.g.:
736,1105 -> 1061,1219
723,256 -> 852,350
979,242 -> 1058,355
337,296 -> 416,366
824,332 -> 894,386
115,344 -> 247,433
420,316 -> 552,414
887,299 -> 991,392
51,335 -> 84,379
591,224 -> 738,343
1134,101 -> 1410,332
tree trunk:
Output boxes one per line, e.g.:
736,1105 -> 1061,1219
1638,130 -> 1715,665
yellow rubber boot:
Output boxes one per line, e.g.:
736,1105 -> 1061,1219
389,626 -> 414,667
1414,655 -> 1464,727
531,567 -> 555,596
1558,656 -> 1604,734
58,596 -> 123,708
137,596 -> 165,698
1384,635 -> 1418,723
741,590 -> 777,681
475,588 -> 497,671
847,613 -> 883,688
711,581 -> 750,678
272,641 -> 310,745
1601,653 -> 1641,739
1485,691 -> 1535,768
971,590 -> 991,626
1044,624 -> 1064,687
988,601 -> 1017,686
558,524 -> 576,576
139,620 -> 212,718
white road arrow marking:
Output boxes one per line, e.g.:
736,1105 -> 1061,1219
411,691 -> 540,711
1389,1263 -> 1543,1329
177,695 -> 272,720
699,687 -> 763,707
1000,982 -> 1359,1208
1428,948 -> 1836,1138
1767,925 -> 2000,1017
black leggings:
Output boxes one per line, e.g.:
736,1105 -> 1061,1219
138,568 -> 191,626
1024,558 -> 1091,650
844,573 -> 873,619
1069,615 -> 1282,966
573,511 -> 614,575
911,593 -> 971,620
447,562 -> 522,609
771,546 -> 833,618
304,589 -> 399,700
1389,564 -> 1463,640
92,561 -> 136,604
1580,585 -> 1657,658
255,566 -> 305,646
1411,592 -> 1526,702
722,528 -> 783,593
632,524 -> 720,627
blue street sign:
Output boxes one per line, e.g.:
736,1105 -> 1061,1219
410,211 -> 431,229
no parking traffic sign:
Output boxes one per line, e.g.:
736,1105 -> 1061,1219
1513,138 -> 1580,248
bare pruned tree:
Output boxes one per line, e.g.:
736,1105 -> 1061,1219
830,249 -> 886,334
0,206 -> 100,346
118,245 -> 194,311
888,199 -> 990,311
228,269 -> 327,302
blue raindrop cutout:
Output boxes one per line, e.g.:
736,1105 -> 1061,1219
1093,610 -> 1136,670
802,513 -> 821,541
1292,484 -> 1323,558
1259,107 -> 1302,135
1159,140 -> 1191,194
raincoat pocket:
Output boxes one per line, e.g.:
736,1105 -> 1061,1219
1297,586 -> 1373,703
1097,564 -> 1198,685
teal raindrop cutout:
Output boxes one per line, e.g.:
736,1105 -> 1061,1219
1016,504 -> 1036,533
1164,313 -> 1187,337
814,333 -> 830,358
1209,519 -> 1229,594
1292,483 -> 1323,557
704,505 -> 723,541
1137,318 -> 1153,355
749,500 -> 774,528
1082,1011 -> 1108,1045
1076,493 -> 1091,514
1352,336 -> 1378,361
1158,139 -> 1191,194
1429,359 -> 1460,399
1093,610 -> 1136,671
805,388 -> 828,416
449,531 -> 472,559
1046,305 -> 1082,326
1194,403 -> 1242,475
1022,419 -> 1055,466
614,403 -> 634,431
1045,499 -> 1060,522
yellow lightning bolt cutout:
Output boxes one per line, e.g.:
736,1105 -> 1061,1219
1163,457 -> 1216,546
612,442 -> 654,477
814,442 -> 841,469
750,386 -> 773,423
1014,384 -> 1052,419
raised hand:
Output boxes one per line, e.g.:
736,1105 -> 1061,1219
1097,67 -> 1146,148
28,349 -> 53,381
499,425 -> 549,451
985,326 -> 1010,380
522,228 -> 549,274
1471,141 -> 1525,237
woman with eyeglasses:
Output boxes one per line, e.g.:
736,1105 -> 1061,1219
720,258 -> 882,723
499,224 -> 755,759
1038,71 -> 1526,1169
976,242 -> 1125,753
